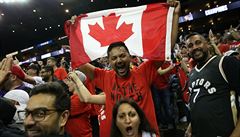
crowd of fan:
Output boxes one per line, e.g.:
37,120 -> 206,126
0,5 -> 240,137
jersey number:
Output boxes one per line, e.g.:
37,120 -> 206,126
193,88 -> 200,103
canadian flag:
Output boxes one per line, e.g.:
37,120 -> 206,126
65,3 -> 174,69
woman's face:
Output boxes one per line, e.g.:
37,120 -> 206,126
116,103 -> 140,137
63,78 -> 75,93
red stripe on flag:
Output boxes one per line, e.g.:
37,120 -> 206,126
65,3 -> 173,69
141,3 -> 170,60
65,15 -> 91,69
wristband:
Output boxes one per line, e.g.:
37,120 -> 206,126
11,65 -> 25,80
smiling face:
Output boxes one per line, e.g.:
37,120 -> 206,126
108,46 -> 131,78
39,69 -> 51,82
116,103 -> 140,137
24,94 -> 64,137
186,34 -> 210,63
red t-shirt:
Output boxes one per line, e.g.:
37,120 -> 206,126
85,77 -> 106,137
98,105 -> 107,137
152,62 -> 174,90
94,60 -> 159,137
54,67 -> 68,80
218,44 -> 230,54
85,78 -> 99,116
65,94 -> 92,137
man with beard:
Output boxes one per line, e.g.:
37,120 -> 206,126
39,65 -> 57,83
184,33 -> 240,137
47,57 -> 68,80
80,41 -> 161,137
24,82 -> 70,137
77,1 -> 180,136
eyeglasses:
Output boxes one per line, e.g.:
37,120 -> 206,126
20,107 -> 60,122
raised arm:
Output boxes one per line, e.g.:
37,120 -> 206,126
68,72 -> 105,104
157,63 -> 175,75
78,63 -> 96,80
169,1 -> 181,49
0,57 -> 13,86
11,65 -> 37,85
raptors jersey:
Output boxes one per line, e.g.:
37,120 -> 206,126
189,55 -> 235,137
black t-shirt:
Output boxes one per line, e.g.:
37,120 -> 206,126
0,120 -> 26,137
188,55 -> 240,137
222,56 -> 240,93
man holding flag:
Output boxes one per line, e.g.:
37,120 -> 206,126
65,1 -> 180,137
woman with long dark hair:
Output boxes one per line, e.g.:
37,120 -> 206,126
111,98 -> 156,137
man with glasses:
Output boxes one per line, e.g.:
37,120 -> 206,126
23,82 -> 70,137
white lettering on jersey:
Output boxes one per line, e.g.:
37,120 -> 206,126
189,78 -> 217,103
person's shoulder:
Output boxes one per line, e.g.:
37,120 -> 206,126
32,76 -> 45,84
142,131 -> 156,137
222,55 -> 239,65
0,122 -> 26,137
55,67 -> 66,72
138,60 -> 154,68
42,133 -> 71,137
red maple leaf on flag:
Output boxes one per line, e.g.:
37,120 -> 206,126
88,13 -> 134,47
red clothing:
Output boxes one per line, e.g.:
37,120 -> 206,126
85,77 -> 104,137
65,94 -> 92,137
85,78 -> 100,116
152,62 -> 174,90
176,67 -> 189,103
218,44 -> 230,54
54,67 -> 68,80
94,61 -> 159,137
98,105 -> 107,137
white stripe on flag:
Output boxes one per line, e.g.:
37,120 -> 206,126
81,6 -> 146,60
165,7 -> 174,61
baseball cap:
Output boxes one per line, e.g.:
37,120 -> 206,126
75,70 -> 86,82
3,89 -> 29,108
28,64 -> 40,75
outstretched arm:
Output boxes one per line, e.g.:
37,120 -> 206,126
78,63 -> 96,80
157,63 -> 175,75
11,64 -> 37,85
68,72 -> 105,104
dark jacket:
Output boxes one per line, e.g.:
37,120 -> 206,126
0,120 -> 26,137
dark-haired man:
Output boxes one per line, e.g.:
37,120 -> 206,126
78,2 -> 180,136
39,65 -> 56,82
24,82 -> 70,137
184,33 -> 240,137
47,57 -> 68,80
24,64 -> 44,89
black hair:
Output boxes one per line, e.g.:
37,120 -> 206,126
28,64 -> 40,75
184,32 -> 206,41
30,82 -> 70,112
107,41 -> 130,58
0,97 -> 16,125
110,98 -> 156,137
41,65 -> 54,75
47,57 -> 57,63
